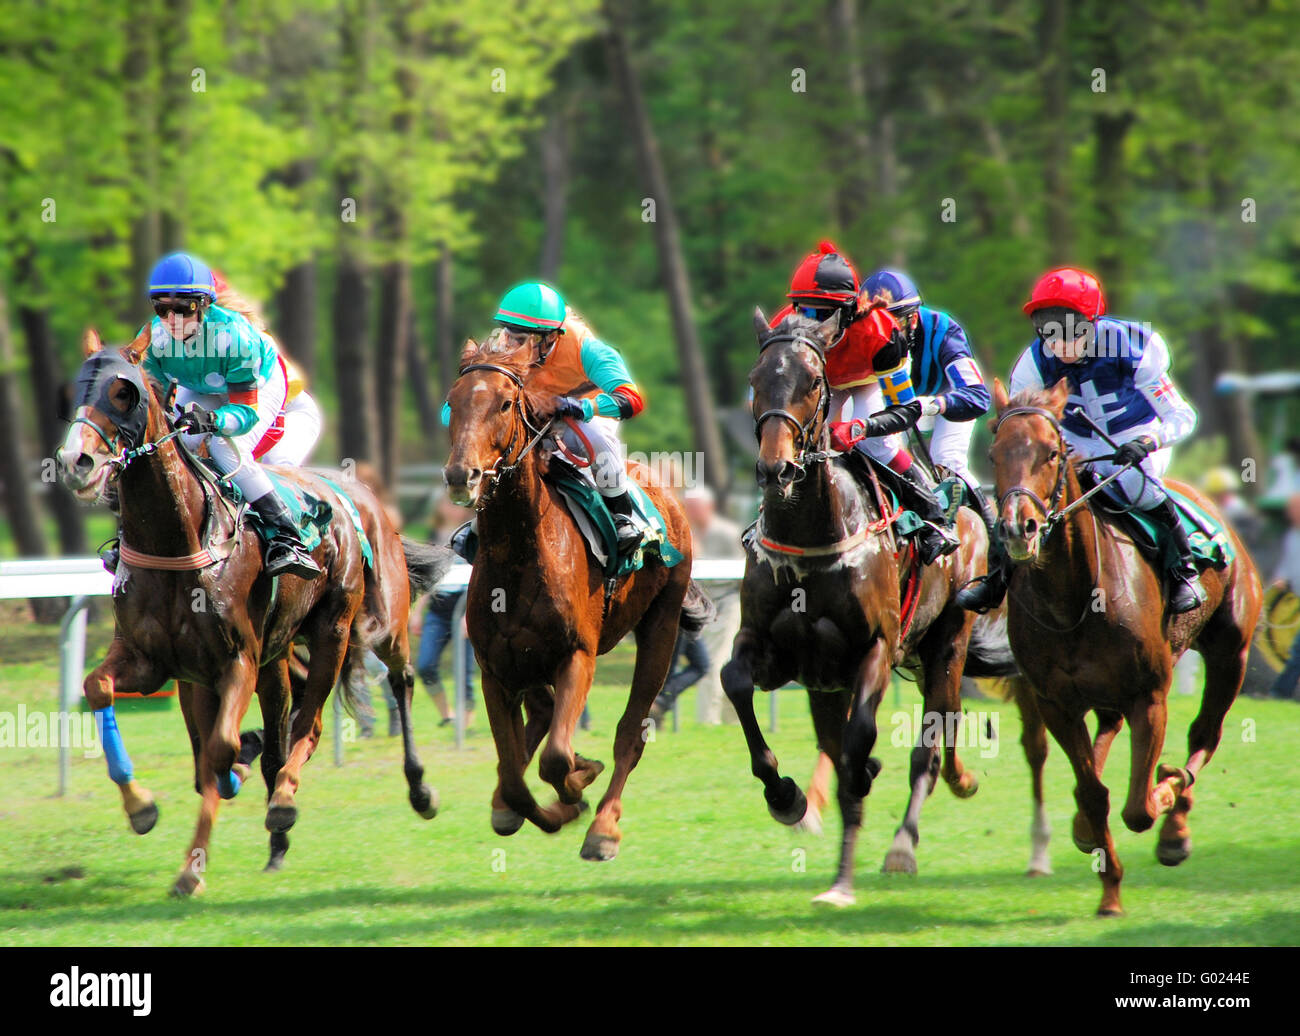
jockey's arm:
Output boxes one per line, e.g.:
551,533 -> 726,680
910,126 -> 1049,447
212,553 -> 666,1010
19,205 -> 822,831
578,336 -> 644,421
1131,330 -> 1197,449
927,324 -> 991,421
1007,346 -> 1046,398
215,384 -> 259,437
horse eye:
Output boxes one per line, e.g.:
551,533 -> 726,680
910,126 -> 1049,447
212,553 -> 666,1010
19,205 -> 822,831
1049,449 -> 1059,462
500,399 -> 511,412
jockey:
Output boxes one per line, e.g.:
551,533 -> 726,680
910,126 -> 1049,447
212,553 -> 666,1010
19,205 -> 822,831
770,242 -> 958,565
956,266 -> 1205,614
443,281 -> 646,553
125,251 -> 323,579
862,269 -> 996,531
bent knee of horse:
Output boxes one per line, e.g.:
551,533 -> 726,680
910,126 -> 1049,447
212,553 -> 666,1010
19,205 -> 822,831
1122,804 -> 1156,833
538,749 -> 573,789
720,660 -> 750,698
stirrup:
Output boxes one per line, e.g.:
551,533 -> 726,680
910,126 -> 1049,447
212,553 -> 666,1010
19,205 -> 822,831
916,522 -> 959,565
956,572 -> 1007,614
613,514 -> 641,554
1167,570 -> 1206,614
264,540 -> 321,579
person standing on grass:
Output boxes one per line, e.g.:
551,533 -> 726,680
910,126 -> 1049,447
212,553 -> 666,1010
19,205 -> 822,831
1268,491 -> 1300,702
413,495 -> 478,729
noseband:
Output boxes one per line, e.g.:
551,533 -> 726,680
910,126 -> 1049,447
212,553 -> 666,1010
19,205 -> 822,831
752,332 -> 833,470
455,362 -> 552,489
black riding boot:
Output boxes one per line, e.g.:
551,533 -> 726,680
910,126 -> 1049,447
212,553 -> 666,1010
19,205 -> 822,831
605,491 -> 642,553
1146,496 -> 1207,614
883,458 -> 960,565
250,491 -> 322,579
100,486 -> 122,574
449,520 -> 478,563
955,481 -> 1013,613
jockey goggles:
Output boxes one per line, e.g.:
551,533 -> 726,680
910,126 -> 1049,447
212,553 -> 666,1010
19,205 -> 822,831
152,295 -> 208,319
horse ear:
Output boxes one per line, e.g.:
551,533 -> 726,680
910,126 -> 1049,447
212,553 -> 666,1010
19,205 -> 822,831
992,377 -> 1011,414
752,306 -> 769,343
1046,376 -> 1070,415
81,328 -> 102,357
817,311 -> 841,345
122,326 -> 150,366
458,338 -> 478,367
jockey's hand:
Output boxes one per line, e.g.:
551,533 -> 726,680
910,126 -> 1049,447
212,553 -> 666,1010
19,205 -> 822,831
176,403 -> 220,435
553,396 -> 587,421
829,420 -> 866,453
860,399 -> 923,438
1115,435 -> 1157,467
918,395 -> 945,417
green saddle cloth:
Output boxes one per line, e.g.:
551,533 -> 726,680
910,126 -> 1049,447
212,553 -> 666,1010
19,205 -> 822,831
1115,487 -> 1234,570
546,463 -> 685,579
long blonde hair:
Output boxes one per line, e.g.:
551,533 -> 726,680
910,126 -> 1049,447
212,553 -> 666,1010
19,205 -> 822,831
213,273 -> 268,331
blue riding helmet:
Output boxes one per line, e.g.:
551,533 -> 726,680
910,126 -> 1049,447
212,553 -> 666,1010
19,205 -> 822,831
863,269 -> 921,312
148,252 -> 217,301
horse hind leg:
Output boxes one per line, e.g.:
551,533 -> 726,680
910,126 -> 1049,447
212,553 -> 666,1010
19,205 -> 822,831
1014,679 -> 1053,877
257,658 -> 292,871
805,689 -> 858,905
882,738 -> 939,876
389,660 -> 439,819
1159,627 -> 1251,866
539,651 -> 604,808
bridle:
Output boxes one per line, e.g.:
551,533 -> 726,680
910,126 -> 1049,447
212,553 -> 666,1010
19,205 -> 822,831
752,331 -> 834,473
455,363 -> 554,491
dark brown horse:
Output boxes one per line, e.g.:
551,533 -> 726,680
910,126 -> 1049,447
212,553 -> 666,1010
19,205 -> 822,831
988,378 -> 1262,915
722,309 -> 1013,905
443,334 -> 706,861
58,328 -> 446,895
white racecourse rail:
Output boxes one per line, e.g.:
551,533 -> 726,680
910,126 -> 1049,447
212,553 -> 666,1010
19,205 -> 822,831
0,557 -> 749,792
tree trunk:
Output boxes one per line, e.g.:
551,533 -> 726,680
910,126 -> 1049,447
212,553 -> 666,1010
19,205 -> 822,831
405,305 -> 439,438
604,0 -> 728,497
123,0 -> 159,325
1040,0 -> 1071,262
0,286 -> 62,620
539,97 -> 571,281
434,244 -> 456,402
274,259 -> 318,378
332,248 -> 377,466
374,257 -> 411,486
156,0 -> 190,250
830,0 -> 873,235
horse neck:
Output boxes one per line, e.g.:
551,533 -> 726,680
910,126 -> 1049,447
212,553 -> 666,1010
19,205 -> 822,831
475,446 -> 547,560
762,457 -> 858,546
1028,461 -> 1105,607
117,402 -> 208,557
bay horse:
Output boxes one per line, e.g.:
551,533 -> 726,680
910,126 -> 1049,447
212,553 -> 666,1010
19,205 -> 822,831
722,309 -> 1021,905
988,378 -> 1262,915
442,333 -> 707,861
58,328 -> 446,895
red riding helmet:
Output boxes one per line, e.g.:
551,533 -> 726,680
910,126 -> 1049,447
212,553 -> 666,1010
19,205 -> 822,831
1023,267 -> 1106,320
787,240 -> 859,304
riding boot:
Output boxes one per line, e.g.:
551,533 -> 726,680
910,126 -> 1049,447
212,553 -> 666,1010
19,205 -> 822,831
955,480 -> 1013,613
249,490 -> 322,579
449,519 -> 478,563
1145,496 -> 1207,614
604,491 -> 642,554
888,460 -> 960,565
101,487 -> 122,574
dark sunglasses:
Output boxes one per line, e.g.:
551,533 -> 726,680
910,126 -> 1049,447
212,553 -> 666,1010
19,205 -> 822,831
153,297 -> 204,318
798,306 -> 835,321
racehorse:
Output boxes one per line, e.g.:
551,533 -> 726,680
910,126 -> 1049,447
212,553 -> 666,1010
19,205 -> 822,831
721,309 -> 1009,905
58,328 -> 447,895
988,378 -> 1262,915
442,333 -> 711,861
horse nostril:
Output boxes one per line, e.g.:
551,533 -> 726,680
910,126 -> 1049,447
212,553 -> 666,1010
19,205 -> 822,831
1024,517 -> 1038,536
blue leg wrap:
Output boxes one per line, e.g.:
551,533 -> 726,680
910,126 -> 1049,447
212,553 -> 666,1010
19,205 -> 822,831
93,707 -> 134,786
216,769 -> 243,800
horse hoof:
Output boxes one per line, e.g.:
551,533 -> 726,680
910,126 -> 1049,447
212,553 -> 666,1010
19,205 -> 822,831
812,886 -> 855,907
881,849 -> 918,875
216,769 -> 243,800
1026,866 -> 1053,878
1156,838 -> 1191,866
410,784 -> 439,820
579,833 -> 619,862
951,773 -> 979,799
491,808 -> 525,836
170,872 -> 204,898
265,804 -> 298,833
766,779 -> 808,826
794,808 -> 824,836
1096,904 -> 1124,918
128,802 -> 159,835
264,856 -> 285,873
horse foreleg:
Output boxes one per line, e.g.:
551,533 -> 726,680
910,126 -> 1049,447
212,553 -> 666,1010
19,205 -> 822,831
581,585 -> 684,862
1013,678 -> 1052,877
1092,709 -> 1124,777
881,735 -> 939,877
721,629 -> 806,825
84,638 -> 164,835
1122,693 -> 1171,835
804,690 -> 857,905
171,682 -> 225,897
540,650 -> 602,806
256,658 -> 292,871
1038,695 -> 1124,916
796,751 -> 835,835
373,622 -> 440,822
816,637 -> 890,905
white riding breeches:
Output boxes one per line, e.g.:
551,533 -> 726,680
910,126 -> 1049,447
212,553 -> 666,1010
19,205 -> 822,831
1065,427 -> 1170,511
555,415 -> 626,496
831,383 -> 904,466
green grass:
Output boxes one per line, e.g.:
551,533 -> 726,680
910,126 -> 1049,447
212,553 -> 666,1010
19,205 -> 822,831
0,608 -> 1297,946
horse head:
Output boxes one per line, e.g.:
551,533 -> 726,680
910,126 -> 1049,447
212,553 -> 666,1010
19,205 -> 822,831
57,327 -> 162,503
988,376 -> 1072,561
443,330 -> 541,507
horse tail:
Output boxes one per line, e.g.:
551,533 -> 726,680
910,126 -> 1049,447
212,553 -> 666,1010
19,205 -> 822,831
402,537 -> 457,602
679,579 -> 717,632
962,610 -> 1020,680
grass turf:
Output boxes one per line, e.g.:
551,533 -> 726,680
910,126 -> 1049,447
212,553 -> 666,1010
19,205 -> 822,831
0,606 -> 1297,946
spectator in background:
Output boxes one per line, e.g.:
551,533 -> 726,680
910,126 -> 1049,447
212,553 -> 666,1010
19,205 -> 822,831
1268,491 -> 1300,702
674,485 -> 744,724
413,495 -> 478,729
1203,466 -> 1263,554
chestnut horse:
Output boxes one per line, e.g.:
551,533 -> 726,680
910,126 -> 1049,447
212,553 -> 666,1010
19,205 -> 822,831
988,379 -> 1262,915
722,309 -> 1018,905
443,334 -> 705,861
58,329 -> 445,895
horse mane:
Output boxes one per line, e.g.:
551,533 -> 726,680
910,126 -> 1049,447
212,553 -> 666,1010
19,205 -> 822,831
1008,387 -> 1061,411
458,330 -> 558,415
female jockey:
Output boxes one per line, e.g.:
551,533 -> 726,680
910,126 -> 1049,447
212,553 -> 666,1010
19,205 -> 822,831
862,269 -> 996,529
956,266 -> 1204,614
770,242 -> 958,565
443,281 -> 646,553
128,251 -> 323,578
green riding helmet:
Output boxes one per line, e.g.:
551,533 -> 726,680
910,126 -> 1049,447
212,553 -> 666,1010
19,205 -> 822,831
495,282 -> 566,332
